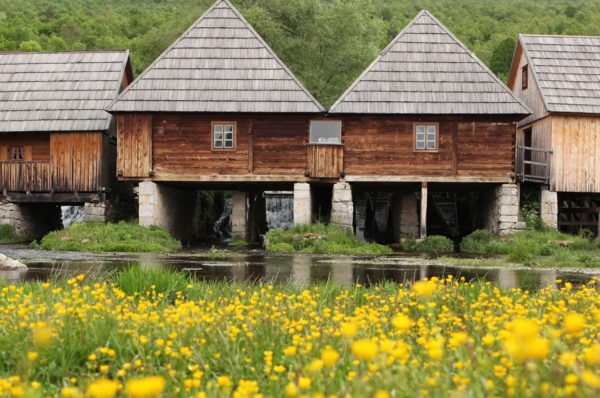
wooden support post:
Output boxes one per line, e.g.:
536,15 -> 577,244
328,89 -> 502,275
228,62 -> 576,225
420,182 -> 428,239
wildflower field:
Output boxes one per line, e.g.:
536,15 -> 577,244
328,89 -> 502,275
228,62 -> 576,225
0,271 -> 599,398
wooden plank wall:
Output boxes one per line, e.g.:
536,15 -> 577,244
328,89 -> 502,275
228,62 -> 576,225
342,116 -> 515,178
0,133 -> 50,161
552,115 -> 600,192
0,162 -> 50,192
306,144 -> 344,178
117,113 -> 152,177
511,45 -> 547,120
50,132 -> 103,192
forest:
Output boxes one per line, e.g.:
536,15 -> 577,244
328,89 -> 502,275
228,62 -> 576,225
0,0 -> 597,106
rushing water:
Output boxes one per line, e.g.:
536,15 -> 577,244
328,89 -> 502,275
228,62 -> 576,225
0,244 -> 597,289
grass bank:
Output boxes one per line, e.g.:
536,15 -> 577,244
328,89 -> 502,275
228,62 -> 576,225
0,269 -> 599,397
0,225 -> 24,244
460,229 -> 600,268
266,223 -> 392,255
33,221 -> 182,253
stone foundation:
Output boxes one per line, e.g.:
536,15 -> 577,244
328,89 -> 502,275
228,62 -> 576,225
331,182 -> 354,231
392,192 -> 419,240
138,181 -> 198,241
231,191 -> 248,239
0,202 -> 62,240
83,202 -> 107,223
540,186 -> 558,229
293,183 -> 312,225
485,183 -> 525,235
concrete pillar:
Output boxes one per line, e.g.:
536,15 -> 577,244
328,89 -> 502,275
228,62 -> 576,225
331,182 -> 354,231
137,181 -> 198,240
540,186 -> 558,229
486,183 -> 521,235
392,193 -> 419,241
83,202 -> 107,223
0,202 -> 61,240
420,183 -> 428,239
293,183 -> 312,225
231,191 -> 248,240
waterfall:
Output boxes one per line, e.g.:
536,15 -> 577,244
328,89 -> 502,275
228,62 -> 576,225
213,197 -> 232,241
265,192 -> 293,230
61,206 -> 85,228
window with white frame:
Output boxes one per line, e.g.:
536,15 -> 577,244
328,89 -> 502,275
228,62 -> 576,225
414,124 -> 438,151
212,122 -> 236,150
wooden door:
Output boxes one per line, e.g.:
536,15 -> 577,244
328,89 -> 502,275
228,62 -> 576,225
306,144 -> 344,178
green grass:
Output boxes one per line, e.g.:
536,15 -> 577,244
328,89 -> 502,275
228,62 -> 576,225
265,223 -> 392,255
33,221 -> 182,253
113,266 -> 190,298
229,236 -> 248,247
460,229 -> 600,268
0,224 -> 25,244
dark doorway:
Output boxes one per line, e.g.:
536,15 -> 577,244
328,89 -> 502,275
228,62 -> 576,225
523,127 -> 532,176
311,184 -> 333,224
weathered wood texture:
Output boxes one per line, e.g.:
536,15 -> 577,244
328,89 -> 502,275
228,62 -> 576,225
306,144 -> 344,178
516,116 -> 552,181
552,115 -> 600,193
49,132 -> 103,192
342,115 -> 515,178
117,114 -> 152,177
117,113 -> 311,179
0,133 -> 50,161
510,43 -> 547,124
0,161 -> 50,192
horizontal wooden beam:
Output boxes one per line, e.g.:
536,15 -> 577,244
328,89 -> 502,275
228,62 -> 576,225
130,174 -> 312,183
4,192 -> 103,204
344,175 -> 513,183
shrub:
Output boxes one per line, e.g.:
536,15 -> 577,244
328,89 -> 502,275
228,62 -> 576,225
0,224 -> 23,244
113,266 -> 189,298
265,223 -> 392,255
414,235 -> 454,254
36,221 -> 182,253
401,236 -> 418,252
229,236 -> 247,247
460,230 -> 511,255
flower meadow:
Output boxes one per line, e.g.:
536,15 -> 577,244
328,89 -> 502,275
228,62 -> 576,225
0,273 -> 599,398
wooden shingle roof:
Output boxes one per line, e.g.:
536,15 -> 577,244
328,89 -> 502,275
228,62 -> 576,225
0,50 -> 130,132
109,0 -> 324,113
519,34 -> 600,114
330,11 -> 529,115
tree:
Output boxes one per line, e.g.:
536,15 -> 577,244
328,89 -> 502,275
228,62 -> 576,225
490,37 -> 516,80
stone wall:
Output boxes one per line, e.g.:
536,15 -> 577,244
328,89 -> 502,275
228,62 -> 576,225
485,183 -> 525,235
83,202 -> 107,223
293,183 -> 312,225
231,191 -> 247,239
331,182 -> 354,231
138,181 -> 198,241
540,186 -> 558,229
0,202 -> 62,240
391,192 -> 419,240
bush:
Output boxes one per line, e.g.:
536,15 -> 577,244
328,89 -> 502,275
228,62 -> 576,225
113,266 -> 189,298
0,224 -> 23,244
36,221 -> 182,253
460,230 -> 511,255
265,223 -> 392,255
401,237 -> 418,252
414,235 -> 454,254
229,236 -> 248,247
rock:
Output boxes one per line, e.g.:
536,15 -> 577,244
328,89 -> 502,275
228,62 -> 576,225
0,254 -> 27,270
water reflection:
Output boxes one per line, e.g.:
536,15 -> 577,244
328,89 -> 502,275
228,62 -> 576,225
0,245 -> 597,290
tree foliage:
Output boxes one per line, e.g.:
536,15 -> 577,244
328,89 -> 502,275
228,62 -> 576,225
0,0 -> 597,106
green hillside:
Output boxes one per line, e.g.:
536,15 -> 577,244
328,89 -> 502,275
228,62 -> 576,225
0,0 -> 596,106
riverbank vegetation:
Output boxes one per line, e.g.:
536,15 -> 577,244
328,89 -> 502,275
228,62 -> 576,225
266,224 -> 392,255
0,225 -> 23,244
0,269 -> 599,397
33,222 -> 182,253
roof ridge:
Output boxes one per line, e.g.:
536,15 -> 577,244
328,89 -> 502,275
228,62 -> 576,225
108,0 -> 324,113
0,49 -> 129,55
520,33 -> 600,39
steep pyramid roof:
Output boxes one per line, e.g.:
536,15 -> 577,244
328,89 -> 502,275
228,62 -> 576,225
330,11 -> 529,115
109,0 -> 323,113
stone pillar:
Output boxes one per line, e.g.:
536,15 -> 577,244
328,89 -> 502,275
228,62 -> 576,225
293,183 -> 312,226
420,183 -> 428,239
0,202 -> 61,240
83,202 -> 107,223
331,182 -> 354,231
231,191 -> 248,240
392,192 -> 419,240
137,181 -> 198,240
540,186 -> 558,229
486,183 -> 520,235
497,268 -> 518,290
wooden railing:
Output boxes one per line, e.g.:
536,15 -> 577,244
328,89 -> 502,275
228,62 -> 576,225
306,144 -> 344,178
0,161 -> 51,193
516,145 -> 552,184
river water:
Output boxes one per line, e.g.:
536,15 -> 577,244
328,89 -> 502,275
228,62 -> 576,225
0,244 -> 597,289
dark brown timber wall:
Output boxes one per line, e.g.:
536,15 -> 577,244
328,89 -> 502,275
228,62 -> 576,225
341,115 -> 516,178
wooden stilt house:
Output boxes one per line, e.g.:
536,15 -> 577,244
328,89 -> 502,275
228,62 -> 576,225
0,50 -> 132,205
327,11 -> 530,239
509,35 -> 600,233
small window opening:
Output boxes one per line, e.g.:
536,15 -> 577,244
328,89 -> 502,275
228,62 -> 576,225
522,64 -> 528,90
9,146 -> 25,161
414,124 -> 438,151
212,122 -> 236,150
310,120 -> 342,144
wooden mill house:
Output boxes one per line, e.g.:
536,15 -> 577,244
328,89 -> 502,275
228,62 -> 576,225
0,50 -> 132,238
108,0 -> 326,241
327,11 -> 530,241
509,34 -> 600,234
